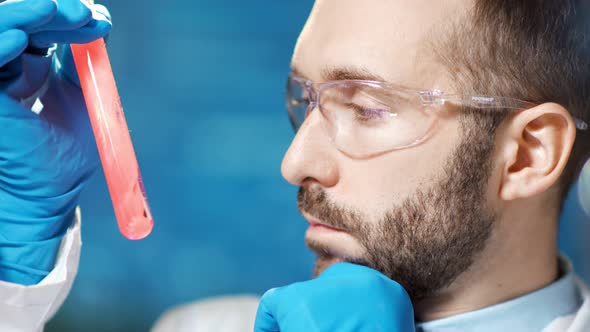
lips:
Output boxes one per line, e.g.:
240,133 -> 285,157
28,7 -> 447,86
303,212 -> 367,267
303,213 -> 347,233
309,222 -> 345,232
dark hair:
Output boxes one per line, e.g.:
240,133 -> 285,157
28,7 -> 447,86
435,0 -> 590,207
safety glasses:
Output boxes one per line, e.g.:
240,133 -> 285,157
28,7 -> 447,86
286,72 -> 588,158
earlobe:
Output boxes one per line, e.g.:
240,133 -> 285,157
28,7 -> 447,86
499,103 -> 576,201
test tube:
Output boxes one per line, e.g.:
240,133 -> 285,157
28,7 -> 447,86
71,38 -> 154,240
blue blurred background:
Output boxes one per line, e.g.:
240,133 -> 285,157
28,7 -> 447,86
47,1 -> 314,330
45,1 -> 590,331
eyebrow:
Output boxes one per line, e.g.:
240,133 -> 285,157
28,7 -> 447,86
291,65 -> 386,83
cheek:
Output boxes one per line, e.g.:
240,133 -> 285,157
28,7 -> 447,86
331,120 -> 461,219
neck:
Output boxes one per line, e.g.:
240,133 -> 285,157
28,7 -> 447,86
413,207 -> 560,322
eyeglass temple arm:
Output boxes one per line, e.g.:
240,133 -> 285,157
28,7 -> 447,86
420,92 -> 589,131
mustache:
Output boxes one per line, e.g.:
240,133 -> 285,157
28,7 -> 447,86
297,186 -> 362,234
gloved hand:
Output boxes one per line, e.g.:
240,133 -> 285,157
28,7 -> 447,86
0,0 -> 111,285
254,263 -> 416,332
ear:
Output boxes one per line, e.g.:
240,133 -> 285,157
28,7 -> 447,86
498,103 -> 576,201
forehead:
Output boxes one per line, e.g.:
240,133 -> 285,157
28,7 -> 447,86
292,0 -> 470,88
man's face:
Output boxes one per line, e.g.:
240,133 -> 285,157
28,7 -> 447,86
282,0 -> 499,300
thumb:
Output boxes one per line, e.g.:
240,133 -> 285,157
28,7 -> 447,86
254,288 -> 281,332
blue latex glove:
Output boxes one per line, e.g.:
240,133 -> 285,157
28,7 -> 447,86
0,0 -> 111,285
254,263 -> 416,332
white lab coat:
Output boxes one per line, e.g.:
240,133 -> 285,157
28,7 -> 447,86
1,211 -> 589,332
0,209 -> 82,332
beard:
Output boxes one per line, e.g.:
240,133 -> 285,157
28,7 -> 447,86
298,118 -> 498,301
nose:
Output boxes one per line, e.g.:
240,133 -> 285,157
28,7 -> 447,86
281,107 -> 340,188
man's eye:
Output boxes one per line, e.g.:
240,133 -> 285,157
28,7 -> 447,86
346,103 -> 392,123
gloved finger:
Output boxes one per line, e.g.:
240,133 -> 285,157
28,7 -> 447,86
0,0 -> 57,32
29,6 -> 111,48
28,0 -> 92,33
0,29 -> 28,67
253,288 -> 281,332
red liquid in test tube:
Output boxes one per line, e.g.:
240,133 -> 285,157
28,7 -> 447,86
71,39 -> 154,240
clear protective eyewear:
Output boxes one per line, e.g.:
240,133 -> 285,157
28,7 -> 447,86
286,72 -> 589,158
